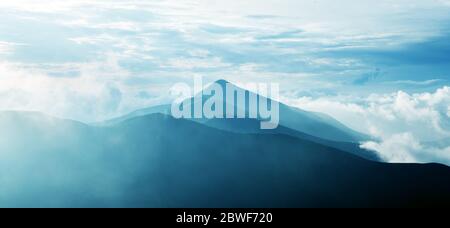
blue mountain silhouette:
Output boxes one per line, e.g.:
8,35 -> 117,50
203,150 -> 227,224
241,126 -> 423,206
0,111 -> 449,207
105,80 -> 366,141
102,80 -> 377,160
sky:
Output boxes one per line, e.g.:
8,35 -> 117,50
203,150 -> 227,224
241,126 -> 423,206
0,0 -> 449,164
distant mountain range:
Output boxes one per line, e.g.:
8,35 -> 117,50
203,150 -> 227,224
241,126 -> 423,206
102,80 -> 378,161
104,80 -> 368,142
0,80 -> 449,208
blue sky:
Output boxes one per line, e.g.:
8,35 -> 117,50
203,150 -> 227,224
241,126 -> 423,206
0,0 -> 449,164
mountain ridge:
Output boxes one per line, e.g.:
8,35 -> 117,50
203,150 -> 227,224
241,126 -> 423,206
98,79 -> 376,160
0,111 -> 449,207
101,79 -> 368,142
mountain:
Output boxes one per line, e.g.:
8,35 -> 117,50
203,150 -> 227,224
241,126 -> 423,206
204,118 -> 379,161
0,111 -> 449,208
104,80 -> 367,143
101,80 -> 377,160
97,104 -> 171,126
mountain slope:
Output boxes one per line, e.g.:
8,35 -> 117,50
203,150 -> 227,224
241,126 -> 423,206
98,104 -> 171,126
99,80 -> 376,160
0,111 -> 449,208
104,105 -> 377,160
204,117 -> 379,161
102,80 -> 368,142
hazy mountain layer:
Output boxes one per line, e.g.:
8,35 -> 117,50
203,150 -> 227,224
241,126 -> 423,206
0,111 -> 449,208
103,80 -> 368,143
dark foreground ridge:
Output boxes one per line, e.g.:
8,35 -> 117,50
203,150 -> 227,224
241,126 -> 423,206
0,111 -> 449,207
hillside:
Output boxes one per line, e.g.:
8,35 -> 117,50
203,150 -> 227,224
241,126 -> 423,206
0,111 -> 448,207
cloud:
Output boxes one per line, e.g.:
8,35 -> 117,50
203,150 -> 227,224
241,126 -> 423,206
0,1 -> 448,90
360,133 -> 421,163
162,57 -> 231,70
386,79 -> 445,86
62,19 -> 141,32
0,41 -> 24,55
361,133 -> 450,165
0,61 -> 118,121
0,53 -> 172,122
283,87 -> 450,165
0,43 -> 12,54
440,0 -> 450,6
0,0 -> 84,13
1,0 -> 449,86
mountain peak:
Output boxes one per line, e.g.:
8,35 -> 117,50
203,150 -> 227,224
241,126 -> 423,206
209,79 -> 246,92
213,79 -> 231,86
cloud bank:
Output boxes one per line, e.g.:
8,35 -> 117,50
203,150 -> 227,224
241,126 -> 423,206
284,87 -> 450,165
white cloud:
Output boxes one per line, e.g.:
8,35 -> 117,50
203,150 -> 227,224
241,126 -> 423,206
0,53 -> 171,122
69,36 -> 112,45
0,41 -> 24,55
62,20 -> 141,32
361,133 -> 450,165
439,0 -> 450,6
387,79 -> 444,86
162,57 -> 231,70
283,87 -> 450,165
360,133 -> 420,163
0,43 -> 11,54
0,0 -> 83,13
0,61 -> 117,121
